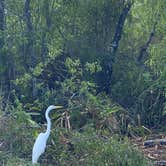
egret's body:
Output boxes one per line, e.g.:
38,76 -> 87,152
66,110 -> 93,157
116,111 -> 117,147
32,133 -> 47,163
32,105 -> 62,164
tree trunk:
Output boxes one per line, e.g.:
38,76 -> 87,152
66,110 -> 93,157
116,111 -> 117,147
0,0 -> 5,89
103,1 -> 133,94
41,0 -> 51,62
0,0 -> 5,49
24,0 -> 37,97
24,0 -> 35,68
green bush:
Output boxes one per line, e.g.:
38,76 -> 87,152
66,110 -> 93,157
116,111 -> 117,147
0,104 -> 35,165
39,128 -> 148,166
0,109 -> 148,166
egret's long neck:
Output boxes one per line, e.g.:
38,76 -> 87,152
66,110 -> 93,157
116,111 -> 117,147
45,108 -> 52,138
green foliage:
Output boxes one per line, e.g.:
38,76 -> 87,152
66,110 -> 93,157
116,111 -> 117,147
5,157 -> 32,166
1,122 -> 148,166
0,110 -> 35,165
65,58 -> 82,76
0,100 -> 148,166
69,134 -> 147,166
0,0 -> 165,165
85,62 -> 102,74
1,0 -> 165,128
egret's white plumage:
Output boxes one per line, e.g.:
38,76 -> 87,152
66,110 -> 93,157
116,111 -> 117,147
32,105 -> 62,164
32,133 -> 47,163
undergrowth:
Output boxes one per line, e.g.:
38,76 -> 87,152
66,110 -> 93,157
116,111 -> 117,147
0,106 -> 149,166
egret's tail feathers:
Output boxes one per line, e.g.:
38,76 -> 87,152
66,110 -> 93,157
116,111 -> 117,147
32,156 -> 38,164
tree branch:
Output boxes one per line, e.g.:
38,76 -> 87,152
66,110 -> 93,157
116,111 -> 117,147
24,0 -> 33,33
137,20 -> 158,63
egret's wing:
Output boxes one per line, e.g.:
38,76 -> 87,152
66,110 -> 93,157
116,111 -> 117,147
32,133 -> 47,164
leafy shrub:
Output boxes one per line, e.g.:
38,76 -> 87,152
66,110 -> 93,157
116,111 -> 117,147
41,128 -> 148,166
0,104 -> 35,165
0,104 -> 148,166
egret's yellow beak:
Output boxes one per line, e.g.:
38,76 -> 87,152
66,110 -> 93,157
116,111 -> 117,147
54,106 -> 63,109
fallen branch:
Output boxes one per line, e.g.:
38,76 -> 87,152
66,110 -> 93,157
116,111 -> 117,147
144,139 -> 166,147
153,160 -> 166,166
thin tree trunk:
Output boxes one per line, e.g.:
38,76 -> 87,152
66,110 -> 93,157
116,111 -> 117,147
24,0 -> 37,97
0,0 -> 5,89
41,0 -> 52,62
24,0 -> 35,68
137,20 -> 158,64
111,2 -> 133,56
104,1 -> 133,94
0,0 -> 5,49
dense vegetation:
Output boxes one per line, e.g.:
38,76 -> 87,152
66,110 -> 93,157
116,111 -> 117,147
0,0 -> 165,165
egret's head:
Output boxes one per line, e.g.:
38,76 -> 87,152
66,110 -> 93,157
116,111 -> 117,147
46,105 -> 63,116
48,105 -> 63,110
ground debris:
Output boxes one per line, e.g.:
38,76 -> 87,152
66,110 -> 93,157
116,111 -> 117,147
153,160 -> 166,166
131,134 -> 166,165
144,139 -> 166,147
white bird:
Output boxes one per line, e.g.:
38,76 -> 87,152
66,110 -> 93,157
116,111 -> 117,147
32,105 -> 63,164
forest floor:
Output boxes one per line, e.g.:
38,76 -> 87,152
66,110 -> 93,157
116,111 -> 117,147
131,133 -> 166,166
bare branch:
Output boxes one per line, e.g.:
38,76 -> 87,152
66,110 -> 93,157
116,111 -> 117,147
137,20 -> 158,63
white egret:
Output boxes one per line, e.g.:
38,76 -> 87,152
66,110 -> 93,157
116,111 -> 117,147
32,105 -> 63,164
